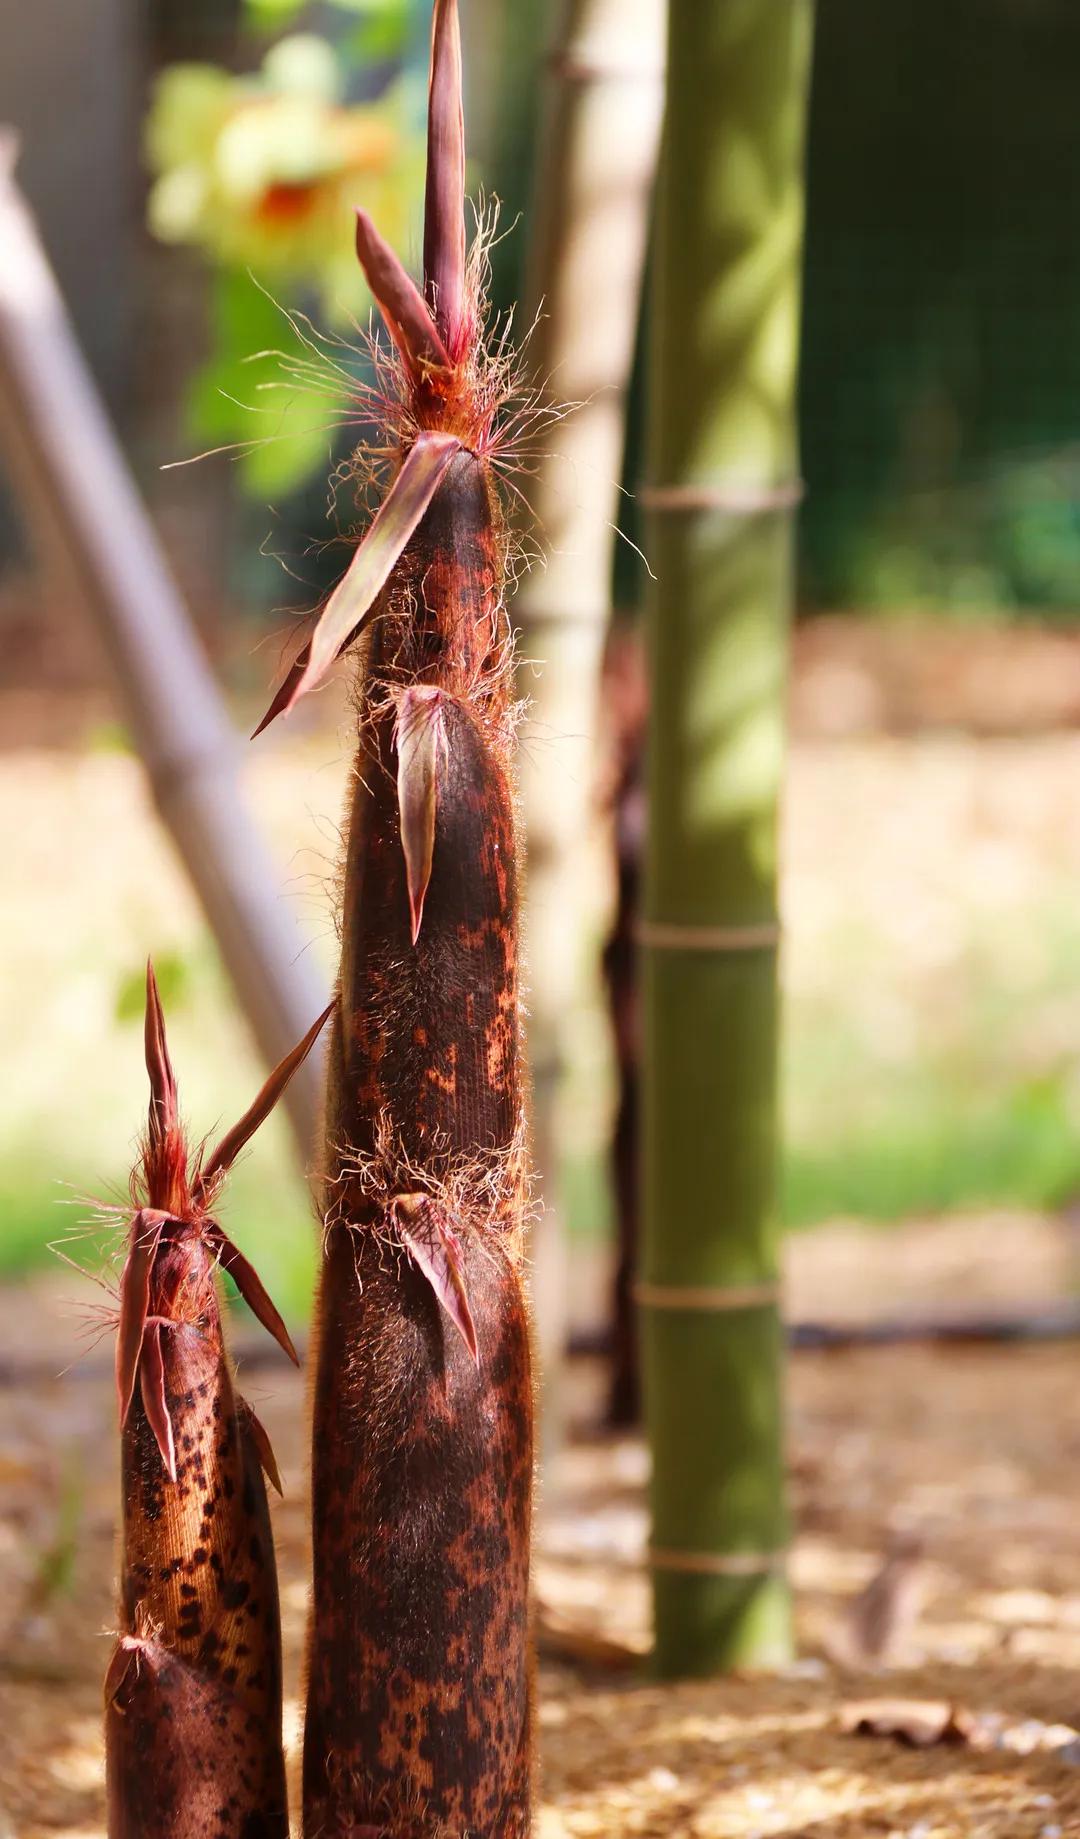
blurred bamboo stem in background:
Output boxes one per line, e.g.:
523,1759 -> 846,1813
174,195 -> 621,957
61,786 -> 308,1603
641,0 -> 813,1674
462,0 -> 547,324
0,141 -> 328,1157
515,0 -> 665,1436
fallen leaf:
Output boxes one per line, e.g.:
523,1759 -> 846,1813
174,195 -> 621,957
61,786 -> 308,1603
534,1600 -> 642,1673
841,1697 -> 985,1749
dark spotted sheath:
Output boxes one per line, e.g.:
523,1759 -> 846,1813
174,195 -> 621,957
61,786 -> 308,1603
256,5 -> 535,1834
104,962 -> 333,1839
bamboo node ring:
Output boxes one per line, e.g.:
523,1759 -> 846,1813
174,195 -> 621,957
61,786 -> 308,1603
634,1280 -> 780,1312
640,479 -> 805,513
549,50 -> 665,85
649,1547 -> 787,1577
636,919 -> 781,952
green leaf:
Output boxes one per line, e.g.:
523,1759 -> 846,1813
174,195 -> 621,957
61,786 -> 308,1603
345,8 -> 410,63
243,0 -> 312,24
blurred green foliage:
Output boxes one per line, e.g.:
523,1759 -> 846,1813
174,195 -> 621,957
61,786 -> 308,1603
31,1460 -> 84,1609
145,2 -> 421,495
114,950 -> 192,1024
800,0 -> 1080,616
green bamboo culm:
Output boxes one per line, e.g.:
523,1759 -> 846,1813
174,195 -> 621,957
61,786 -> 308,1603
640,0 -> 814,1676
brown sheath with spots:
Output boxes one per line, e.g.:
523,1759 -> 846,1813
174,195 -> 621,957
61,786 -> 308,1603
105,965 -> 332,1839
107,1330 -> 288,1839
304,453 -> 533,1839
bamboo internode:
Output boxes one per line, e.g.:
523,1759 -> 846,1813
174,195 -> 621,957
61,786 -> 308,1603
640,0 -> 814,1678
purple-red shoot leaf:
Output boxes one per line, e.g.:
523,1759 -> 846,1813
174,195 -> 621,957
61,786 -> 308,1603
206,1223 -> 299,1367
395,1193 -> 479,1366
139,1321 -> 177,1481
199,1000 -> 335,1193
252,431 -> 461,729
104,1637 -> 141,1709
240,1398 -> 284,1496
423,0 -> 466,352
252,637 -> 311,740
144,959 -> 178,1146
115,1207 -> 169,1426
394,687 -> 445,944
354,209 -> 451,380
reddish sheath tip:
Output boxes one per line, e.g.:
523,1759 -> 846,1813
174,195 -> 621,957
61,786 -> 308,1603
144,959 -> 178,1143
354,208 -> 451,380
252,641 -> 310,739
199,999 -> 336,1195
423,0 -> 467,353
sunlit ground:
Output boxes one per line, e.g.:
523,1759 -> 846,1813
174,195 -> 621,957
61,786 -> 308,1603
3,1228 -> 1080,1838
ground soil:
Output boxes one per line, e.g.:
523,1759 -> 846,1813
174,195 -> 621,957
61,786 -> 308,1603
2,1216 -> 1079,1838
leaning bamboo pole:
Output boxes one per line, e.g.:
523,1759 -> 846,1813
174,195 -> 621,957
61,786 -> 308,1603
640,0 -> 814,1675
514,0 -> 665,1400
0,137 -> 328,1157
251,5 -> 536,1829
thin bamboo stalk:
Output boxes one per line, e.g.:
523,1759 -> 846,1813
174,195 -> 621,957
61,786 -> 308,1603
0,139 -> 328,1157
640,0 -> 814,1676
514,0 -> 665,1408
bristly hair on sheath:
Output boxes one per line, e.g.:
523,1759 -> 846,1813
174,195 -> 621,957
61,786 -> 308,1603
252,0 -> 569,736
112,966 -> 334,1474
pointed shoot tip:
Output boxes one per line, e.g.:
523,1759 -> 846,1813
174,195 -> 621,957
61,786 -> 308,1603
424,0 -> 467,351
354,207 -> 451,378
199,998 -> 336,1194
143,959 -> 178,1141
252,640 -> 311,739
209,1224 -> 300,1367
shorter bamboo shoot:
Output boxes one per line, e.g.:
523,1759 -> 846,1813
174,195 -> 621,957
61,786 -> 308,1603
105,963 -> 332,1838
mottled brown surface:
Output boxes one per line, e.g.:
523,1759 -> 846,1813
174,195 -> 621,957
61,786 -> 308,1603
330,689 -> 519,1163
307,458 -> 533,1836
377,451 -> 505,706
304,1233 -> 532,1838
105,1636 -> 283,1839
110,1234 -> 288,1837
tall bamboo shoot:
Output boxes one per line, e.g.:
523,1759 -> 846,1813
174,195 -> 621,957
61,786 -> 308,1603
254,5 -> 537,1829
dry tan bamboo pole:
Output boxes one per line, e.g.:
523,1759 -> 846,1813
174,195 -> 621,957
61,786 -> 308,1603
0,139 -> 328,1156
514,0 -> 666,1414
